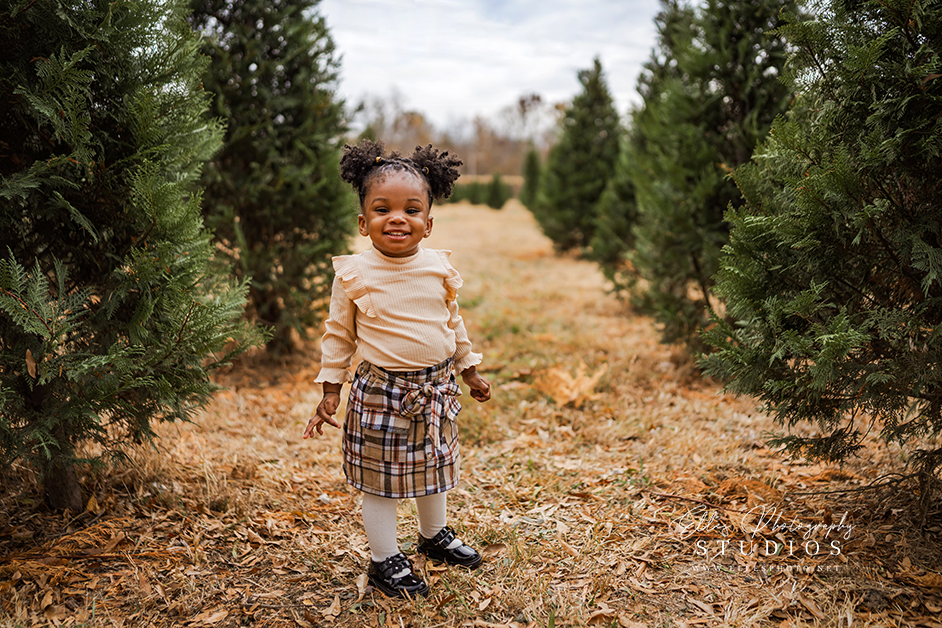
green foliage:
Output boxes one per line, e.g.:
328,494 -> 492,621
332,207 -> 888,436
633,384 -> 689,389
518,146 -> 541,209
619,0 -> 796,349
189,0 -> 355,353
448,180 -> 486,205
588,132 -> 638,291
485,173 -> 513,210
702,0 -> 942,481
0,0 -> 261,507
533,58 -> 620,252
445,175 -> 511,209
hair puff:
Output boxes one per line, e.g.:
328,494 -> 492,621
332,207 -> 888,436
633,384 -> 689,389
339,139 -> 386,192
409,144 -> 463,201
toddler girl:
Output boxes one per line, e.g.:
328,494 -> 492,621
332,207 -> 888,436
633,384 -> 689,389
303,140 -> 491,598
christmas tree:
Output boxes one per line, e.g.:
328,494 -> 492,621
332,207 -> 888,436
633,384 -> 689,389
533,58 -> 620,252
588,132 -> 638,291
1,0 -> 260,510
703,0 -> 942,497
486,173 -> 512,210
615,0 -> 796,348
518,146 -> 541,209
190,0 -> 355,353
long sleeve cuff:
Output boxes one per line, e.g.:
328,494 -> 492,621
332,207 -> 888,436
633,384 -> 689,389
454,351 -> 483,374
314,367 -> 353,385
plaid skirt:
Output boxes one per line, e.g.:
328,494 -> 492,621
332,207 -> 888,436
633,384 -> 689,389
342,358 -> 462,498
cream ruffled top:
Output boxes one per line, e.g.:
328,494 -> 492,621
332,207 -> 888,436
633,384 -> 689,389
314,247 -> 483,384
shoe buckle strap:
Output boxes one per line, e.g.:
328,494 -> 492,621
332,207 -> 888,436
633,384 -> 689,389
377,554 -> 412,579
432,526 -> 456,548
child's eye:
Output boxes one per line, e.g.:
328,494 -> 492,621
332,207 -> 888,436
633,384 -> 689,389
374,208 -> 389,214
406,208 -> 421,214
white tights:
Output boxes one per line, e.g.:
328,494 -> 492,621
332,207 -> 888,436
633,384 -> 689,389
361,492 -> 457,563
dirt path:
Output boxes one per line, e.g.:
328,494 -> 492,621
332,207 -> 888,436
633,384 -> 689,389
2,202 -> 940,627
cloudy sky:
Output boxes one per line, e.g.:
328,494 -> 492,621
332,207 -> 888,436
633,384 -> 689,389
318,0 -> 664,130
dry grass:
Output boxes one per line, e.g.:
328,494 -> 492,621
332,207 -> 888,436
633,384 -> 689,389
2,201 -> 942,627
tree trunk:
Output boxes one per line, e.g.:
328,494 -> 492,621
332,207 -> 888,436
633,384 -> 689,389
44,460 -> 83,513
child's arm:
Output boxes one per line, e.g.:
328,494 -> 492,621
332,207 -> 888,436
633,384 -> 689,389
315,271 -> 359,386
303,382 -> 343,438
461,366 -> 491,402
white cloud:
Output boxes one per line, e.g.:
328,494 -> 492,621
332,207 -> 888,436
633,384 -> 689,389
319,0 -> 662,129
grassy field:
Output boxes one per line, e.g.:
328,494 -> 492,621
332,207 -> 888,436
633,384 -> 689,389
1,201 -> 941,627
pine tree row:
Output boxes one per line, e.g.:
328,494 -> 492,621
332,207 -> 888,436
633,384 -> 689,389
528,0 -> 942,492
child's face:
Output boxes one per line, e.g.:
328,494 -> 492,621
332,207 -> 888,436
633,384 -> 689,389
358,171 -> 433,258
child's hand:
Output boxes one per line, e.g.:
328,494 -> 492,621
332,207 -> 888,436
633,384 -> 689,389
304,392 -> 341,438
461,367 -> 491,402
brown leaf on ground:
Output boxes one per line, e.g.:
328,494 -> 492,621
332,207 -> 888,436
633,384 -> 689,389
534,360 -> 607,408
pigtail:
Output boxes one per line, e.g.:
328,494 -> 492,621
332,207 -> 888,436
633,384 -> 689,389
340,140 -> 386,194
410,144 -> 463,201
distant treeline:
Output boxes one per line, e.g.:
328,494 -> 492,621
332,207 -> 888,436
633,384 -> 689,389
444,174 -> 519,209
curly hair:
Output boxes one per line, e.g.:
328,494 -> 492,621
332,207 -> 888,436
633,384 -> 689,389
339,139 -> 463,209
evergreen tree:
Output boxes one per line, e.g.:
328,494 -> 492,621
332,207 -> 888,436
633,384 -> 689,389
0,0 -> 260,510
485,173 -> 512,210
449,181 -> 486,205
623,0 -> 796,349
518,146 -> 541,209
702,0 -> 942,493
588,132 -> 639,291
189,0 -> 354,353
533,58 -> 620,252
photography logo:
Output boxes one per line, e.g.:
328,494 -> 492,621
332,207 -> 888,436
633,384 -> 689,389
674,504 -> 855,576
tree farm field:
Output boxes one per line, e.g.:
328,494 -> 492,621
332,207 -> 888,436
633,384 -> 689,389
2,202 -> 941,628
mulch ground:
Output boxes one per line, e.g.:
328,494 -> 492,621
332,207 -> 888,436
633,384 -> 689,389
2,201 -> 941,627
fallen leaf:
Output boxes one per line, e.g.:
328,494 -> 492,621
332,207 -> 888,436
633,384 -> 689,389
294,615 -> 315,628
534,361 -> 607,408
355,573 -> 369,602
246,528 -> 265,545
322,594 -> 341,619
798,593 -> 825,619
103,532 -> 125,553
589,602 -> 616,623
26,349 -> 36,379
556,533 -> 579,557
190,608 -> 228,625
43,605 -> 68,620
138,570 -> 152,597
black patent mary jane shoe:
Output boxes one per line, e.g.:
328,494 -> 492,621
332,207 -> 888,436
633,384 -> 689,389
367,553 -> 430,599
417,525 -> 483,569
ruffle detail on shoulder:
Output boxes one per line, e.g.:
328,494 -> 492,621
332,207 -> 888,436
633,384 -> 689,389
435,249 -> 463,302
332,255 -> 377,318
